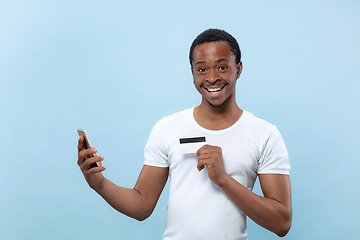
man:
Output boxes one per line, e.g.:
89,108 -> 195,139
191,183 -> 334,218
77,29 -> 292,240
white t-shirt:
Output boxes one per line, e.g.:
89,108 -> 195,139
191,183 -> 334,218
144,107 -> 290,240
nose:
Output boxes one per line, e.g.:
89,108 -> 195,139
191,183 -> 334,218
206,69 -> 220,84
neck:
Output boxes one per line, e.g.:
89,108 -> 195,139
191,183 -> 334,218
197,98 -> 241,119
194,99 -> 243,131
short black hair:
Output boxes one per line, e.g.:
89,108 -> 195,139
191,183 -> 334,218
189,29 -> 241,66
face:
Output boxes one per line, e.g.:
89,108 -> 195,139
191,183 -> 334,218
191,41 -> 242,108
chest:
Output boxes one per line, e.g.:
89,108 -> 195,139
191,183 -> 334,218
167,131 -> 261,189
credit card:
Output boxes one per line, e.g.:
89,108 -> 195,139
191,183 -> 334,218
179,137 -> 206,154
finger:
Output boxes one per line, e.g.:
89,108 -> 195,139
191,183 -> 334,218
83,155 -> 103,168
78,148 -> 97,166
195,145 -> 216,156
196,152 -> 213,161
84,164 -> 106,175
197,159 -> 207,171
77,135 -> 85,152
78,148 -> 97,159
196,149 -> 213,171
81,155 -> 104,171
197,164 -> 205,171
195,145 -> 207,156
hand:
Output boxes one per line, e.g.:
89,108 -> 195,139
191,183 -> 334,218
195,145 -> 228,186
77,135 -> 106,189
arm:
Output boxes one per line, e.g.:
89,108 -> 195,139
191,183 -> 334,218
219,173 -> 292,237
196,145 -> 292,237
77,136 -> 168,221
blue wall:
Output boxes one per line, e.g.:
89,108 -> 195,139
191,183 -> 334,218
1,0 -> 359,239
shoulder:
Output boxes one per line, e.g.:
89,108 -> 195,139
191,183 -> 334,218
158,107 -> 194,127
242,110 -> 277,134
163,107 -> 193,120
149,107 -> 194,136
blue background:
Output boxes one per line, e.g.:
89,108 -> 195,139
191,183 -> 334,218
1,0 -> 359,239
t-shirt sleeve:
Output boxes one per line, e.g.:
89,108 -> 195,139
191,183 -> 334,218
257,127 -> 290,175
144,118 -> 169,167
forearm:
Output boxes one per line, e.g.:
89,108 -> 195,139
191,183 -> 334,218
92,177 -> 150,221
218,174 -> 292,237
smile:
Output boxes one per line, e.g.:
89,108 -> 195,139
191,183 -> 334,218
203,85 -> 225,94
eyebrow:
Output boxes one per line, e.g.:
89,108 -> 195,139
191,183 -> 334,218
194,61 -> 206,66
215,58 -> 228,63
194,58 -> 229,66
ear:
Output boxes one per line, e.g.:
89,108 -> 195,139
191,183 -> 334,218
236,61 -> 243,79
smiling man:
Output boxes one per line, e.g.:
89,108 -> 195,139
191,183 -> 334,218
78,29 -> 292,240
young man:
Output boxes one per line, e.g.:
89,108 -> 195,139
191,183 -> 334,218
77,29 -> 292,240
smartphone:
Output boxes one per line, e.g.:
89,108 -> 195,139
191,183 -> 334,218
77,128 -> 98,168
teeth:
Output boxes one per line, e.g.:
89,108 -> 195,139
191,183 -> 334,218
207,87 -> 222,92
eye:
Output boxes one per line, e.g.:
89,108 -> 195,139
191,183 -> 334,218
198,67 -> 206,73
219,65 -> 228,71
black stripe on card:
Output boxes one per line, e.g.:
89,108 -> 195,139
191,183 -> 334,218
179,137 -> 206,144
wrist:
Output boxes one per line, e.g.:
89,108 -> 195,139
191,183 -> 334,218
216,173 -> 231,188
90,175 -> 106,191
